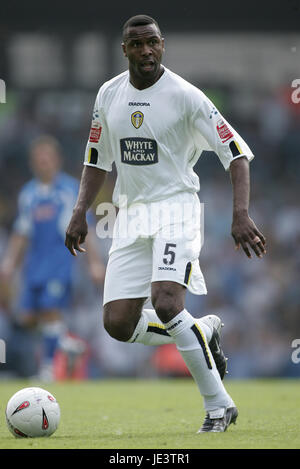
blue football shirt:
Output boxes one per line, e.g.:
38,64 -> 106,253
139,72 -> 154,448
14,172 -> 79,286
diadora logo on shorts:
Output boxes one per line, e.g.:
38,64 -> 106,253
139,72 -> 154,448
158,266 -> 176,271
166,319 -> 183,332
131,111 -> 144,129
120,138 -> 158,165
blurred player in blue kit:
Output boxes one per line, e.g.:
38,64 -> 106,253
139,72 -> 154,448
65,15 -> 267,432
0,136 -> 105,380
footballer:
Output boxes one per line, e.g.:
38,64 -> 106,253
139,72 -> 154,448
65,15 -> 266,432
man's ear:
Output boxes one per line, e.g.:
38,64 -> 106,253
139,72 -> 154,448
122,42 -> 127,57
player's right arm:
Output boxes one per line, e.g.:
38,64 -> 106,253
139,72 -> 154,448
65,166 -> 107,256
65,89 -> 114,257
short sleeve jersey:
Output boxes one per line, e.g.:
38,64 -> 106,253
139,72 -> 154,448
84,67 -> 254,207
13,172 -> 79,285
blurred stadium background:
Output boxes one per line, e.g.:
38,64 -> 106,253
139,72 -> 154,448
0,0 -> 299,380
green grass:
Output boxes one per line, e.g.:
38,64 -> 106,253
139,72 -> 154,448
0,378 -> 299,449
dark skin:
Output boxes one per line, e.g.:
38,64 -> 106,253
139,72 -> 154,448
65,23 -> 266,342
230,156 -> 266,259
122,23 -> 165,90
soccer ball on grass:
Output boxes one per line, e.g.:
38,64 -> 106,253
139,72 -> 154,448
5,387 -> 60,438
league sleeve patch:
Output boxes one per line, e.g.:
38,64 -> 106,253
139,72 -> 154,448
216,119 -> 234,143
89,121 -> 102,143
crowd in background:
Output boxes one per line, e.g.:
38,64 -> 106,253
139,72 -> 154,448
0,33 -> 299,380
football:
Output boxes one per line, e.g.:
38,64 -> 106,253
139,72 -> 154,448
5,387 -> 60,438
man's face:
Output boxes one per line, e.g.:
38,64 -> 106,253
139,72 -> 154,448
30,143 -> 61,183
122,23 -> 165,82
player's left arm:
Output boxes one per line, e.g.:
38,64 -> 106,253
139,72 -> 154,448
229,156 -> 266,259
189,88 -> 267,258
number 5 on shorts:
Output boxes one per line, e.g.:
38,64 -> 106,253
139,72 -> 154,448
163,243 -> 177,265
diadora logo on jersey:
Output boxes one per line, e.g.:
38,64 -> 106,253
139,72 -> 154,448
128,102 -> 150,106
120,138 -> 158,165
216,119 -> 234,143
131,111 -> 144,129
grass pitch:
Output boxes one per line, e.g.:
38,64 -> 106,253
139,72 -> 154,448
0,378 -> 299,449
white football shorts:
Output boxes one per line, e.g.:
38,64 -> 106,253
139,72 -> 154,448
103,192 -> 207,305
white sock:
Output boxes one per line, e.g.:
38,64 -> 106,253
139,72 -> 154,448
164,309 -> 233,412
128,308 -> 212,345
128,309 -> 173,345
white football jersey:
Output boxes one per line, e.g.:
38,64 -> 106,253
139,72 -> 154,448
84,67 -> 254,207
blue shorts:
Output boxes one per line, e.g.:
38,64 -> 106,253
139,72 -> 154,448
19,279 -> 72,314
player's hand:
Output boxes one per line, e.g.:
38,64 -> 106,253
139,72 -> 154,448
65,209 -> 88,256
231,211 -> 266,259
